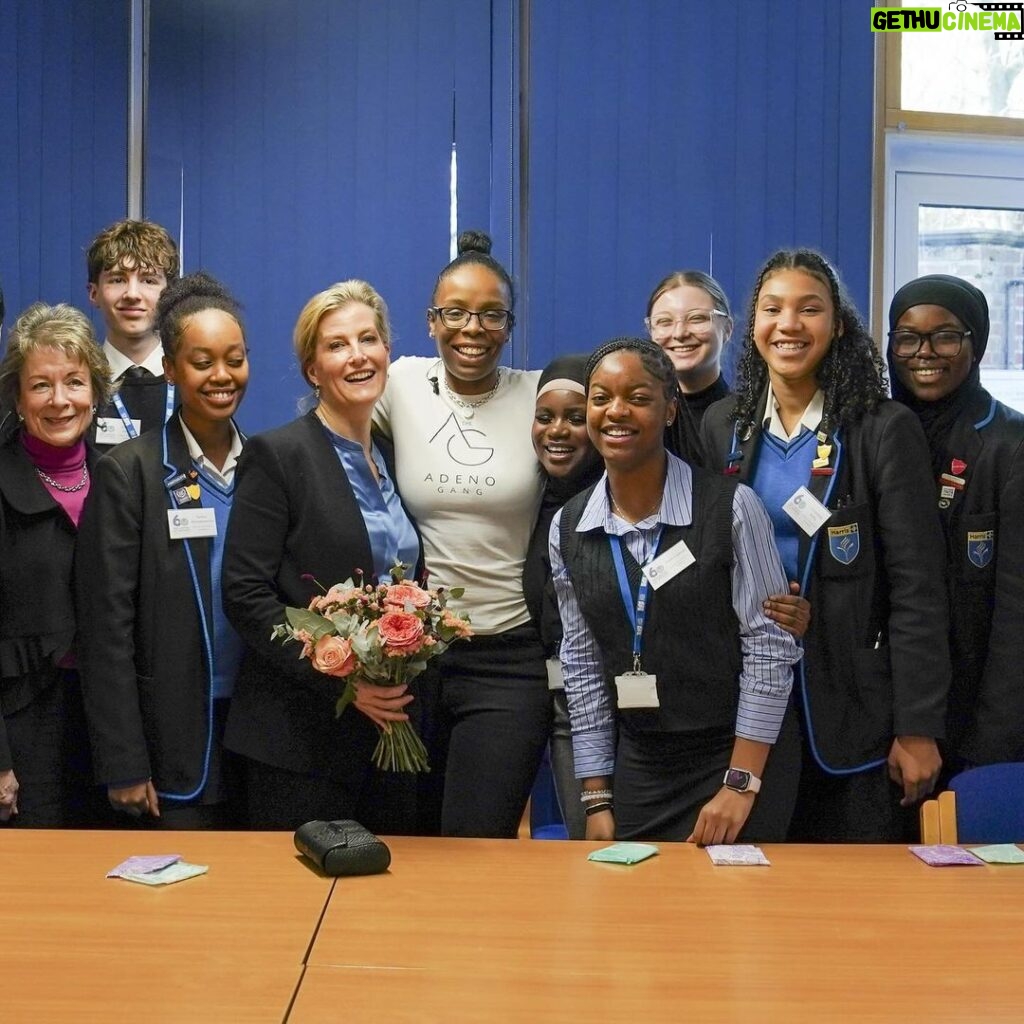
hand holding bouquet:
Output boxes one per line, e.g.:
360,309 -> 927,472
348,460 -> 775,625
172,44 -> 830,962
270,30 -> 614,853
272,565 -> 472,772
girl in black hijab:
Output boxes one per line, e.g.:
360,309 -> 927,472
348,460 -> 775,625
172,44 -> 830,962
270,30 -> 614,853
523,354 -> 603,837
888,274 -> 1024,774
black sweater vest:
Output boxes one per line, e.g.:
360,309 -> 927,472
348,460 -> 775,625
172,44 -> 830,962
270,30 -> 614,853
560,468 -> 741,735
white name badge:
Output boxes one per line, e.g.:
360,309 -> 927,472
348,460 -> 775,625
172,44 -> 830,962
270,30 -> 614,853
614,671 -> 659,709
783,485 -> 832,537
95,416 -> 141,445
167,507 -> 217,540
545,657 -> 565,691
642,539 -> 695,589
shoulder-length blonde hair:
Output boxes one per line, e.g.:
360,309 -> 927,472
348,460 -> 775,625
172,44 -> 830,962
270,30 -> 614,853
293,280 -> 391,386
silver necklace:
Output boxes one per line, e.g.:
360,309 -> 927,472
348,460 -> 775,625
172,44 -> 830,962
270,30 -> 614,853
441,368 -> 503,420
36,463 -> 89,493
609,493 -> 662,523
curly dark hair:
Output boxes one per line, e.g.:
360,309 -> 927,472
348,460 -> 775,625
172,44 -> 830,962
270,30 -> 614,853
732,249 -> 887,435
156,271 -> 244,360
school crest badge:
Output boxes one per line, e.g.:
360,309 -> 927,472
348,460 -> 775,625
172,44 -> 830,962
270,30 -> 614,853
827,523 -> 860,565
967,530 -> 994,569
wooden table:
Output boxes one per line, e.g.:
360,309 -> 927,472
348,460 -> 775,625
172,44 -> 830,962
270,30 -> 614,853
2,830 -> 332,1024
293,837 -> 1024,1023
5,832 -> 1023,1021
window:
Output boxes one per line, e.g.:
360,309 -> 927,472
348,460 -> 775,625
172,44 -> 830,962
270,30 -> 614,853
875,18 -> 1024,411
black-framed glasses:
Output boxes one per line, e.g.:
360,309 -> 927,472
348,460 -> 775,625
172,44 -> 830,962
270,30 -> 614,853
645,309 -> 727,339
889,328 -> 972,358
428,306 -> 515,331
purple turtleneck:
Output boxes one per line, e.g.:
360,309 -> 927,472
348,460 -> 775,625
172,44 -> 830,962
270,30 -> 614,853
20,431 -> 90,527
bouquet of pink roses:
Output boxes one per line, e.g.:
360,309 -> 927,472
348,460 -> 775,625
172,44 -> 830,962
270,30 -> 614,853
271,564 -> 472,772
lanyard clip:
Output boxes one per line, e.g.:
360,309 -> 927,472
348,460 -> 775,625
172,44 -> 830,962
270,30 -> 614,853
632,653 -> 641,673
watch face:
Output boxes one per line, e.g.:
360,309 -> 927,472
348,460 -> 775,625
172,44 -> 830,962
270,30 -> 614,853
725,768 -> 751,791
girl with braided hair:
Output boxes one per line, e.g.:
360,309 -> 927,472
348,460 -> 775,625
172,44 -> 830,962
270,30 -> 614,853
702,249 -> 952,841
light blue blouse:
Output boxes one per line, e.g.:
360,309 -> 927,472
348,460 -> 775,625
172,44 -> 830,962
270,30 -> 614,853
321,425 -> 419,583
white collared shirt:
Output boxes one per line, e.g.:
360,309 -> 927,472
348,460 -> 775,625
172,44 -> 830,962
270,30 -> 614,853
178,414 -> 243,488
102,340 -> 166,380
763,383 -> 825,441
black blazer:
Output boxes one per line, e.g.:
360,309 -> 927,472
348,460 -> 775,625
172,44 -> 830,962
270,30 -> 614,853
75,414 -> 237,796
702,393 -> 951,772
222,412 -> 422,781
929,390 -> 1024,765
0,423 -> 96,770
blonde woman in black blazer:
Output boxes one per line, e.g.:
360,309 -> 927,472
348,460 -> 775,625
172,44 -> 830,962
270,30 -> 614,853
222,280 -> 421,831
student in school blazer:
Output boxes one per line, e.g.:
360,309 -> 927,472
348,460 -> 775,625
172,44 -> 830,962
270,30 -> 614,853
221,410 -> 423,831
75,413 -> 240,806
887,274 -> 1024,771
702,390 -> 951,777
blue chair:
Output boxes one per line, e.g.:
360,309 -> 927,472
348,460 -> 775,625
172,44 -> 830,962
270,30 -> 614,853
947,763 -> 1024,844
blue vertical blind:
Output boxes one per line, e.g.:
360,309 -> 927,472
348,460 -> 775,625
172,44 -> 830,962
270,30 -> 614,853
146,0 -> 511,433
0,0 -> 128,332
524,0 -> 874,377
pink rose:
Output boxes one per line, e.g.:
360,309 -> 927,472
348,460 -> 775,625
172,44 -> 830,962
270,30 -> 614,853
310,635 -> 357,677
377,611 -> 425,655
384,583 -> 431,611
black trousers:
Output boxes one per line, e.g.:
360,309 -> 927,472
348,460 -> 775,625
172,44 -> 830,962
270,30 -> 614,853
417,623 -> 552,838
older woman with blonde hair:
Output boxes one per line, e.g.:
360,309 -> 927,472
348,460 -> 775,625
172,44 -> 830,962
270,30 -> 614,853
222,280 -> 421,831
0,303 -> 111,826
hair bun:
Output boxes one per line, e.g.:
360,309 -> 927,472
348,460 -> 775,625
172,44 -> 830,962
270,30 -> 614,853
457,230 -> 492,257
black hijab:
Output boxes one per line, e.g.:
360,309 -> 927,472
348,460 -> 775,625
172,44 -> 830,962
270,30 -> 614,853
887,274 -> 989,474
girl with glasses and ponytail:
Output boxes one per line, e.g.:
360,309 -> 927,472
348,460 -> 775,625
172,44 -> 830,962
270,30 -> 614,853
373,230 -> 550,839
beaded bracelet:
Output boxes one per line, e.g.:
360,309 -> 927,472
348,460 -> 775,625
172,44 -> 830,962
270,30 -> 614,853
584,802 -> 613,816
580,789 -> 613,804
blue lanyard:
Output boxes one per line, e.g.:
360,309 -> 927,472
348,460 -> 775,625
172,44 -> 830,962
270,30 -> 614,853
111,381 -> 175,440
609,525 -> 664,671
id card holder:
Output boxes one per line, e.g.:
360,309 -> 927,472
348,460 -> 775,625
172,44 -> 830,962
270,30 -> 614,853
95,416 -> 141,445
545,657 -> 564,691
642,539 -> 695,589
782,485 -> 831,537
614,671 -> 659,709
167,508 -> 217,540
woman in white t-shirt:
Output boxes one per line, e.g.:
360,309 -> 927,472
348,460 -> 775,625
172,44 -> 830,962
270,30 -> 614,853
374,230 -> 549,837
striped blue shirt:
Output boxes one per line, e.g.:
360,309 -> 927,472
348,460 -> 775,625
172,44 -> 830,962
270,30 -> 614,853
549,454 -> 800,778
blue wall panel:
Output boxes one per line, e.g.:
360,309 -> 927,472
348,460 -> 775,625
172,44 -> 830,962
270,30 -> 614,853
146,0 -> 506,434
524,0 -> 875,379
0,0 -> 128,334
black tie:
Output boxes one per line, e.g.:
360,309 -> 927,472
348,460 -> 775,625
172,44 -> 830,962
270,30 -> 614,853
123,365 -> 152,381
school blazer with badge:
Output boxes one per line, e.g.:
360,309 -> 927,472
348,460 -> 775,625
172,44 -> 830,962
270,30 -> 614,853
221,412 -> 423,781
936,390 -> 1024,765
75,415 -> 237,796
701,392 -> 951,772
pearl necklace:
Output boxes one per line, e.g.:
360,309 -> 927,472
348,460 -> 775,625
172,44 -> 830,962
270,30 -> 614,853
442,368 -> 503,420
36,463 -> 89,493
609,493 -> 662,524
